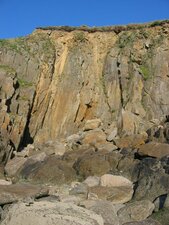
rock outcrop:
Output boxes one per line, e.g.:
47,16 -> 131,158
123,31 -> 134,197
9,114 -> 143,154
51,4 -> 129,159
0,20 -> 169,225
0,21 -> 169,161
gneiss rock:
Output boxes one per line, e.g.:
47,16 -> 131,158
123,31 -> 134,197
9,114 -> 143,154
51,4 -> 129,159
0,183 -> 49,205
0,201 -> 104,225
118,200 -> 155,224
138,142 -> 169,158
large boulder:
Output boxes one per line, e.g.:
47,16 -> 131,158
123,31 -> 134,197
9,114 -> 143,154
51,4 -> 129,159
73,150 -> 111,178
87,200 -> 121,225
100,174 -> 133,188
1,201 -> 104,225
16,156 -> 76,185
133,158 -> 169,201
114,133 -> 147,149
89,185 -> 133,204
0,183 -> 49,205
5,157 -> 27,177
138,142 -> 169,158
118,200 -> 155,224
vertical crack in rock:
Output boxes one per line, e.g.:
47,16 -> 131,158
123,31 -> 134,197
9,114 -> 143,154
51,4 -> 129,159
117,59 -> 124,109
17,91 -> 36,151
101,72 -> 113,120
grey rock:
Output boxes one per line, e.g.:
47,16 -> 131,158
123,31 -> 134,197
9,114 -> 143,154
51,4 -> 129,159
0,183 -> 49,205
118,200 -> 155,224
0,201 -> 104,225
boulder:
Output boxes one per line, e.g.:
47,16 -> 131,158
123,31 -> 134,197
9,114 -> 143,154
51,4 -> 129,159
37,141 -> 66,156
17,156 -> 76,185
0,179 -> 12,185
100,174 -> 133,188
0,183 -> 49,205
69,183 -> 88,199
87,200 -> 121,225
118,200 -> 155,224
83,176 -> 100,187
133,158 -> 169,201
107,150 -> 123,171
59,195 -> 81,205
73,150 -> 111,178
5,157 -> 27,177
95,142 -> 118,152
114,133 -> 147,149
138,142 -> 169,158
1,201 -> 104,225
15,144 -> 35,157
66,133 -> 83,149
106,127 -> 118,141
89,185 -> 133,204
116,152 -> 140,182
82,129 -> 107,145
84,119 -> 102,131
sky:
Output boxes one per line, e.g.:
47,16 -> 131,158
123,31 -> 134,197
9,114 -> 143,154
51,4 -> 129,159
0,0 -> 169,39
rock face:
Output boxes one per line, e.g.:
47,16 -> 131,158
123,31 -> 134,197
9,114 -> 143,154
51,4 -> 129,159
1,20 -> 169,225
0,21 -> 169,160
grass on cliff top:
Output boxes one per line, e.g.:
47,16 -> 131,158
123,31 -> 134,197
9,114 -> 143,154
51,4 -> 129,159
36,20 -> 169,34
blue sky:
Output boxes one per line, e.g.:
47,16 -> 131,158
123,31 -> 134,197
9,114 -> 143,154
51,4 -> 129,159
0,0 -> 169,38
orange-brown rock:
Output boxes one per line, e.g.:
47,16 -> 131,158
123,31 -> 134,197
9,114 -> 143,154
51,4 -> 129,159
114,133 -> 148,149
0,21 -> 169,161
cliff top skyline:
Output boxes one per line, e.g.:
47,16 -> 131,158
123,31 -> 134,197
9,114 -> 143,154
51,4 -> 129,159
0,0 -> 169,39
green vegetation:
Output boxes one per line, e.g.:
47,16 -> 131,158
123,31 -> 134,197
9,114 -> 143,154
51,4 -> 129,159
150,20 -> 169,27
74,32 -> 86,42
118,32 -> 136,48
17,78 -> 34,87
151,208 -> 169,225
0,37 -> 30,54
0,65 -> 16,73
19,96 -> 29,101
36,20 -> 169,34
140,65 -> 150,80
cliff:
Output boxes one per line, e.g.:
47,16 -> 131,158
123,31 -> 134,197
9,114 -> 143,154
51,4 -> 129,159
0,20 -> 169,162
